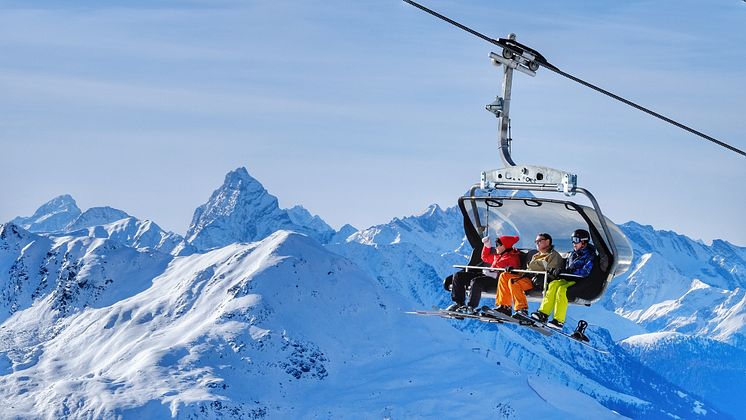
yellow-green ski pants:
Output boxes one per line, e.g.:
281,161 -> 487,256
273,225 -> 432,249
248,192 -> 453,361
538,279 -> 576,323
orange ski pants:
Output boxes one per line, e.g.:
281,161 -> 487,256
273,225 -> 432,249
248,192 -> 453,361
496,273 -> 533,311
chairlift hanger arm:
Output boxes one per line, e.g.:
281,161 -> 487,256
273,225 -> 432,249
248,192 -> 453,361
402,0 -> 745,158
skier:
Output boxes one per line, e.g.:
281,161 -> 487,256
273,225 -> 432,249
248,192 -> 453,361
530,229 -> 596,330
493,232 -> 563,318
446,235 -> 521,314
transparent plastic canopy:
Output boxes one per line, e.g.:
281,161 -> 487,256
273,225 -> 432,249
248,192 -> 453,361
462,197 -> 633,279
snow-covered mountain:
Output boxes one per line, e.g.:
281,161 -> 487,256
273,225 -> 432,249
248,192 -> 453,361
11,194 -> 81,233
0,222 -> 171,325
185,168 -> 337,250
328,223 -> 358,244
64,217 -> 196,257
0,228 -> 644,418
348,204 -> 468,258
1,167 -> 743,418
621,332 -> 746,419
603,221 -> 746,350
9,196 -> 194,257
286,205 -> 336,243
65,206 -> 131,232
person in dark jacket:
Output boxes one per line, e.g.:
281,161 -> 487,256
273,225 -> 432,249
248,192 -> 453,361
446,235 -> 521,314
530,229 -> 596,330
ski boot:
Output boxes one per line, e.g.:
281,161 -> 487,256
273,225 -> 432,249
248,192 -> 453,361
547,319 -> 564,331
458,306 -> 477,315
530,311 -> 548,324
512,308 -> 529,320
493,305 -> 512,317
445,303 -> 463,312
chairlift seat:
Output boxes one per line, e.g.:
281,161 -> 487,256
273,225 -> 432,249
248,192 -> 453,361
453,192 -> 632,306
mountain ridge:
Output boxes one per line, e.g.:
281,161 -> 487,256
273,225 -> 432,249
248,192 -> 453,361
0,230 -> 646,418
1,167 -> 742,418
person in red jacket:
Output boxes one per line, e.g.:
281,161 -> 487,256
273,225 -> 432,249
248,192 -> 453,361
493,232 -> 563,319
446,235 -> 521,314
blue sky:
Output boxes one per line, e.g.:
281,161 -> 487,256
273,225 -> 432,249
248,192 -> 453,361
1,0 -> 745,245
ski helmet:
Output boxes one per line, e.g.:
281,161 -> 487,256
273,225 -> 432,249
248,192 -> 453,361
572,229 -> 590,242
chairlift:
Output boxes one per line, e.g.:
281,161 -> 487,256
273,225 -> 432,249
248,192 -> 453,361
441,42 -> 635,306
447,183 -> 633,306
402,0 -> 743,308
402,0 -> 742,341
397,4 -> 635,306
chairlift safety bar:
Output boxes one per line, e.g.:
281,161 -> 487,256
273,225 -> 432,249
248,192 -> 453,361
452,264 -> 583,279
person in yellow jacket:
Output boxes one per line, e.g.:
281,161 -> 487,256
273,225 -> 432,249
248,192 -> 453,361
493,233 -> 563,318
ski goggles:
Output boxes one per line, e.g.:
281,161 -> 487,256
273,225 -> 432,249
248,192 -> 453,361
571,236 -> 588,244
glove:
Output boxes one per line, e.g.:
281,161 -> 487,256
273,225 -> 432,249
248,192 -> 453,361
481,237 -> 491,246
547,267 -> 563,280
504,266 -> 514,273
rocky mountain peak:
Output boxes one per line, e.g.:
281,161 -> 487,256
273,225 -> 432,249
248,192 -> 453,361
186,167 -> 335,250
223,166 -> 256,186
11,194 -> 82,233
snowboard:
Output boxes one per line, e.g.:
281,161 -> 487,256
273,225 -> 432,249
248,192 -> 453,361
511,312 -> 609,354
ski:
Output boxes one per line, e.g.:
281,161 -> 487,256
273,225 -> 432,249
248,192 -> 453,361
409,309 -> 608,353
511,313 -> 609,354
480,307 -> 552,337
406,309 -> 505,324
